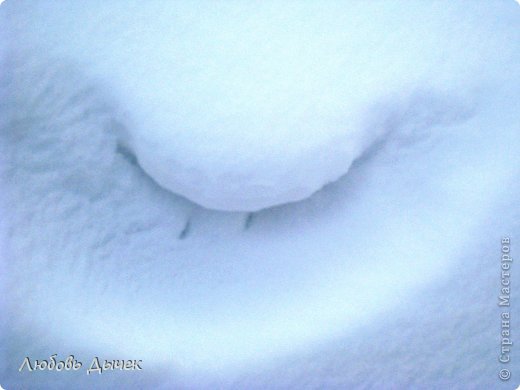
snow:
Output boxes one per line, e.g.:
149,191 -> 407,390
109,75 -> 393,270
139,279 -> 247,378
1,1 -> 519,389
3,1 -> 515,211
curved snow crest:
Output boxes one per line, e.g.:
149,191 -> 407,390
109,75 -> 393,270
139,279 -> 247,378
1,1 -> 520,387
2,50 -> 519,376
3,0 -> 517,211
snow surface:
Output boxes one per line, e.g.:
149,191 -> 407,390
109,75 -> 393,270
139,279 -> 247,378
2,1 -> 516,211
1,1 -> 519,389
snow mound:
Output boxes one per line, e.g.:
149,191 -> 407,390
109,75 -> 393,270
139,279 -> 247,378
3,1 -> 514,211
1,2 -> 519,388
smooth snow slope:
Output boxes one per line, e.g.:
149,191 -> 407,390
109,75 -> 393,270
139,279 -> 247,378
1,1 -> 519,389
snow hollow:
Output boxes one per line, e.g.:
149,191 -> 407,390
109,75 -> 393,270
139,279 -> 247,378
1,1 -> 519,388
